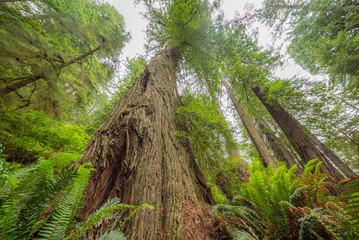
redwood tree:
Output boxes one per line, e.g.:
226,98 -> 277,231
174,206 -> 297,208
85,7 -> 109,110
80,0 -> 222,238
222,78 -> 278,168
252,85 -> 350,184
257,117 -> 301,171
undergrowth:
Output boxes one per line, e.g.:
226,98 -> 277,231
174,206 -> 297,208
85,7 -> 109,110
0,106 -> 90,164
0,150 -> 153,240
213,160 -> 359,240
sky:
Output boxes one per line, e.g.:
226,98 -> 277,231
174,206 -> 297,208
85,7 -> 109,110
108,0 -> 313,79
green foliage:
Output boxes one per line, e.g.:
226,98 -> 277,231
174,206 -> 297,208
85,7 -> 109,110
0,154 -> 86,239
219,19 -> 279,91
0,154 -> 153,240
66,198 -> 153,240
175,94 -> 243,196
260,0 -> 359,90
0,105 -> 89,163
213,161 -> 349,239
0,0 -> 128,119
138,0 -> 223,86
176,94 -> 237,170
336,178 -> 359,239
261,77 -> 359,172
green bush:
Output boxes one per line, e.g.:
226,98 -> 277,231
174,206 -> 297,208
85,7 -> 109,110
0,153 -> 153,240
0,106 -> 90,163
213,160 -> 352,239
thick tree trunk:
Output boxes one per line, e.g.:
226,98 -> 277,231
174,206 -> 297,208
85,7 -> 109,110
310,135 -> 358,178
222,78 -> 277,168
257,117 -> 302,173
80,48 -> 218,240
252,85 -> 345,184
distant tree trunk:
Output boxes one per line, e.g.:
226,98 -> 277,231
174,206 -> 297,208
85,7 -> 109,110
257,117 -> 302,173
211,92 -> 249,183
284,139 -> 305,168
212,95 -> 240,158
80,48 -> 218,240
222,79 -> 277,168
310,135 -> 358,178
252,85 -> 345,184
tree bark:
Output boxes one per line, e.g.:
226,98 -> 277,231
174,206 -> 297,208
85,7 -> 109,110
211,92 -> 249,183
252,85 -> 345,184
0,46 -> 100,96
310,135 -> 358,178
257,117 -> 302,173
79,48 -> 218,240
222,78 -> 277,168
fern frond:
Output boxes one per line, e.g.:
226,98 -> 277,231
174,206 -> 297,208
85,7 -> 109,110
303,159 -> 318,175
23,167 -> 78,238
38,165 -> 91,240
0,198 -> 21,240
233,230 -> 257,240
314,161 -> 322,174
67,201 -> 153,240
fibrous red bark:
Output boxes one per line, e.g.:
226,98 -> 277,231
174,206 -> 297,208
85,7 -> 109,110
222,78 -> 278,168
257,117 -> 302,173
252,85 -> 346,184
80,48 -> 218,239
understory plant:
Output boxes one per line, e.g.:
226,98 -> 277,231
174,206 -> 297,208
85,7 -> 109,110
213,160 -> 358,239
0,106 -> 90,164
0,153 -> 153,240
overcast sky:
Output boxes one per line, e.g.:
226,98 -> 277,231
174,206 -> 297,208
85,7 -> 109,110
108,0 -> 313,79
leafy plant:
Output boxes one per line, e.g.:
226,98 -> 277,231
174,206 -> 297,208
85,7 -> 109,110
0,154 -> 153,240
335,177 -> 359,239
213,160 -> 349,239
0,106 -> 90,163
175,94 -> 243,198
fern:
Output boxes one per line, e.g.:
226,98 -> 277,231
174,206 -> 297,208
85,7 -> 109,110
66,199 -> 153,240
213,160 -> 346,239
336,178 -> 359,238
0,154 -> 84,240
0,151 -> 154,240
21,167 -> 78,237
303,159 -> 318,175
38,165 -> 91,240
233,230 -> 257,240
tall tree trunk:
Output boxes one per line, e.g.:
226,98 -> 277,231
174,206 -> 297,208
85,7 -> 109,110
257,117 -> 303,173
222,78 -> 278,168
211,92 -> 249,183
80,48 -> 218,240
310,135 -> 358,178
252,85 -> 345,184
